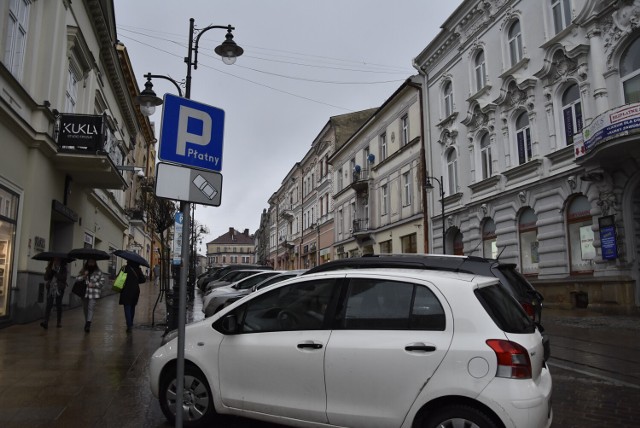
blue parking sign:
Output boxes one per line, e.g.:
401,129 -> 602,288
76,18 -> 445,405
159,94 -> 225,172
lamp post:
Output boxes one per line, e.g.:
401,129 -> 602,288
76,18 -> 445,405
425,175 -> 446,254
134,18 -> 242,428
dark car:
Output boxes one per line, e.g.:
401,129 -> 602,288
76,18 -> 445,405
305,254 -> 544,324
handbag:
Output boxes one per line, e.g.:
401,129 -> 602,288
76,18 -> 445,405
72,278 -> 87,298
113,268 -> 127,293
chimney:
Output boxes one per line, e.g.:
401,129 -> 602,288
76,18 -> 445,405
244,228 -> 249,236
229,227 -> 234,235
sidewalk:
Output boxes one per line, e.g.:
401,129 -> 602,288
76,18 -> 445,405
0,281 -> 184,428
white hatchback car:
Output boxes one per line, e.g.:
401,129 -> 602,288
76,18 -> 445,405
150,269 -> 552,428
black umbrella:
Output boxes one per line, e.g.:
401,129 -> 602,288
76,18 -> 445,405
112,249 -> 150,268
32,251 -> 75,263
68,248 -> 111,260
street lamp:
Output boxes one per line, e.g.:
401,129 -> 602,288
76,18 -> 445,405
425,175 -> 446,254
133,18 -> 242,428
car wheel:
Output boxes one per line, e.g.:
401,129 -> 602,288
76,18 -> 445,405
423,404 -> 499,428
159,364 -> 216,427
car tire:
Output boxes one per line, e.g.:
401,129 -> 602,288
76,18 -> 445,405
422,404 -> 499,428
159,364 -> 216,428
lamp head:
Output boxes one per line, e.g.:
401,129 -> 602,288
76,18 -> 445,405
425,178 -> 435,191
214,28 -> 244,65
135,78 -> 163,117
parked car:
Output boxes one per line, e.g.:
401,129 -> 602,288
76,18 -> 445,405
150,268 -> 552,428
202,270 -> 283,316
203,270 -> 306,317
305,254 -> 545,324
203,269 -> 269,293
197,264 -> 270,291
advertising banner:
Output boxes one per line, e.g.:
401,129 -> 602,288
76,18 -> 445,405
576,102 -> 640,158
57,114 -> 105,151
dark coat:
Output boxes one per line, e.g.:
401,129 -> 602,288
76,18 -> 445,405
44,263 -> 68,290
118,264 -> 146,306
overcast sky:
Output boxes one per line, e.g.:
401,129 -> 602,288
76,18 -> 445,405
113,0 -> 461,252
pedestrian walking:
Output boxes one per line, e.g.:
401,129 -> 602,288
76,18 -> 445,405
119,261 -> 146,332
153,263 -> 160,287
40,257 -> 68,329
76,258 -> 104,332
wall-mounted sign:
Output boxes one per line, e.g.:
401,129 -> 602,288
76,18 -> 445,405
598,215 -> 618,260
57,114 -> 105,151
575,102 -> 640,158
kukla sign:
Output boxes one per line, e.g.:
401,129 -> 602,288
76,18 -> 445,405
57,114 -> 104,151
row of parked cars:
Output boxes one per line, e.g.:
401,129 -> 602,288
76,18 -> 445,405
151,254 -> 552,428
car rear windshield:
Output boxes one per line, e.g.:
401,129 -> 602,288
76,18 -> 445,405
475,284 -> 534,334
495,265 -> 537,297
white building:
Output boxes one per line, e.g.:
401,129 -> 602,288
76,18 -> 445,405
413,0 -> 640,311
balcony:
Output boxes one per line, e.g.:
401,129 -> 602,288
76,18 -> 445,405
350,168 -> 370,193
54,113 -> 126,189
280,204 -> 294,220
279,236 -> 295,249
351,218 -> 371,240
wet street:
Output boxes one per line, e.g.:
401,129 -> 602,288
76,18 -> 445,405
0,284 -> 639,428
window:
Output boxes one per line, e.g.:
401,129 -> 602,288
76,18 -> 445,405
515,111 -> 532,165
474,50 -> 486,92
401,115 -> 409,146
337,168 -> 343,191
380,133 -> 387,161
0,185 -> 19,316
231,256 -> 238,263
350,158 -> 356,183
379,240 -> 392,254
238,279 -> 336,332
338,209 -> 343,235
443,81 -> 454,117
508,20 -> 523,66
453,229 -> 464,255
620,36 -> 640,103
562,84 -> 583,146
340,279 -> 445,330
364,146 -> 370,166
4,0 -> 30,80
65,66 -> 79,113
381,184 -> 388,215
402,171 -> 412,206
482,219 -> 497,259
446,149 -> 457,195
401,233 -> 417,253
518,208 -> 539,275
567,195 -> 595,273
551,0 -> 572,34
480,133 -> 493,179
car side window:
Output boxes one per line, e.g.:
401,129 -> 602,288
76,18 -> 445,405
340,278 -> 445,331
238,279 -> 336,333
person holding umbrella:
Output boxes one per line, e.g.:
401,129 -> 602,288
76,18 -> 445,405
113,250 -> 149,333
40,255 -> 69,329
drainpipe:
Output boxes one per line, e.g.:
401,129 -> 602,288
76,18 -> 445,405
412,60 -> 432,254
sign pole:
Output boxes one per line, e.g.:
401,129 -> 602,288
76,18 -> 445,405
175,201 -> 190,427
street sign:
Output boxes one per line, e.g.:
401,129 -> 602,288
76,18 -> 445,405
155,162 -> 223,206
172,212 -> 183,265
158,93 -> 225,172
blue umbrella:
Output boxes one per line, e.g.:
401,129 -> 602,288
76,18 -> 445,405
112,249 -> 150,268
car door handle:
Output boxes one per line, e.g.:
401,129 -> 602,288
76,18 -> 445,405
297,342 -> 323,350
405,344 -> 436,352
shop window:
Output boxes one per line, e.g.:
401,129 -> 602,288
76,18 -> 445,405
379,240 -> 392,254
620,36 -> 640,103
567,195 -> 595,273
401,233 -> 417,253
482,219 -> 497,259
0,185 -> 19,317
562,84 -> 583,146
519,208 -> 539,275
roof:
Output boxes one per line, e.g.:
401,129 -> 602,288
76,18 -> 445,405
209,228 -> 255,245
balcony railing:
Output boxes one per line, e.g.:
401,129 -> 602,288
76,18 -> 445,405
351,218 -> 370,239
350,168 -> 370,193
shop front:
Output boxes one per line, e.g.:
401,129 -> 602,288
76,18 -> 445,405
0,184 -> 19,324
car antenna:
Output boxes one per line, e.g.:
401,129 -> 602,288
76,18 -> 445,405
453,239 -> 482,272
496,245 -> 507,261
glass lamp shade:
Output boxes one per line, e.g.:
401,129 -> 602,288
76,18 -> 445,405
139,103 -> 156,117
221,55 -> 237,65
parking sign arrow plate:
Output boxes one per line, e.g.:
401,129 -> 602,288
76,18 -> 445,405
158,94 -> 225,172
155,162 -> 223,207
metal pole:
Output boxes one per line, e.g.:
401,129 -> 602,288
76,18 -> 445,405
440,175 -> 445,254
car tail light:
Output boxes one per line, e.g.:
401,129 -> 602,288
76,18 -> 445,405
486,339 -> 532,379
521,302 -> 535,319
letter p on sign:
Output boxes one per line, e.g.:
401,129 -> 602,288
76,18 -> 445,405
176,105 -> 212,155
158,94 -> 225,172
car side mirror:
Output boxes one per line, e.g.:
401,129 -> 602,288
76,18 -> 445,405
251,286 -> 257,292
220,314 -> 239,334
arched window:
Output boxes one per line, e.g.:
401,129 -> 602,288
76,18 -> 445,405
480,133 -> 493,179
446,149 -> 458,195
474,50 -> 486,92
453,229 -> 464,255
516,111 -> 532,164
508,20 -> 523,66
567,195 -> 595,273
551,0 -> 572,34
519,208 -> 539,275
562,84 -> 583,145
443,81 -> 454,117
482,219 -> 497,259
620,36 -> 640,103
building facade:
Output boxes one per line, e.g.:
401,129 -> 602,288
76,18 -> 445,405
0,0 -> 155,324
413,0 -> 640,311
331,77 -> 427,258
206,227 -> 256,266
